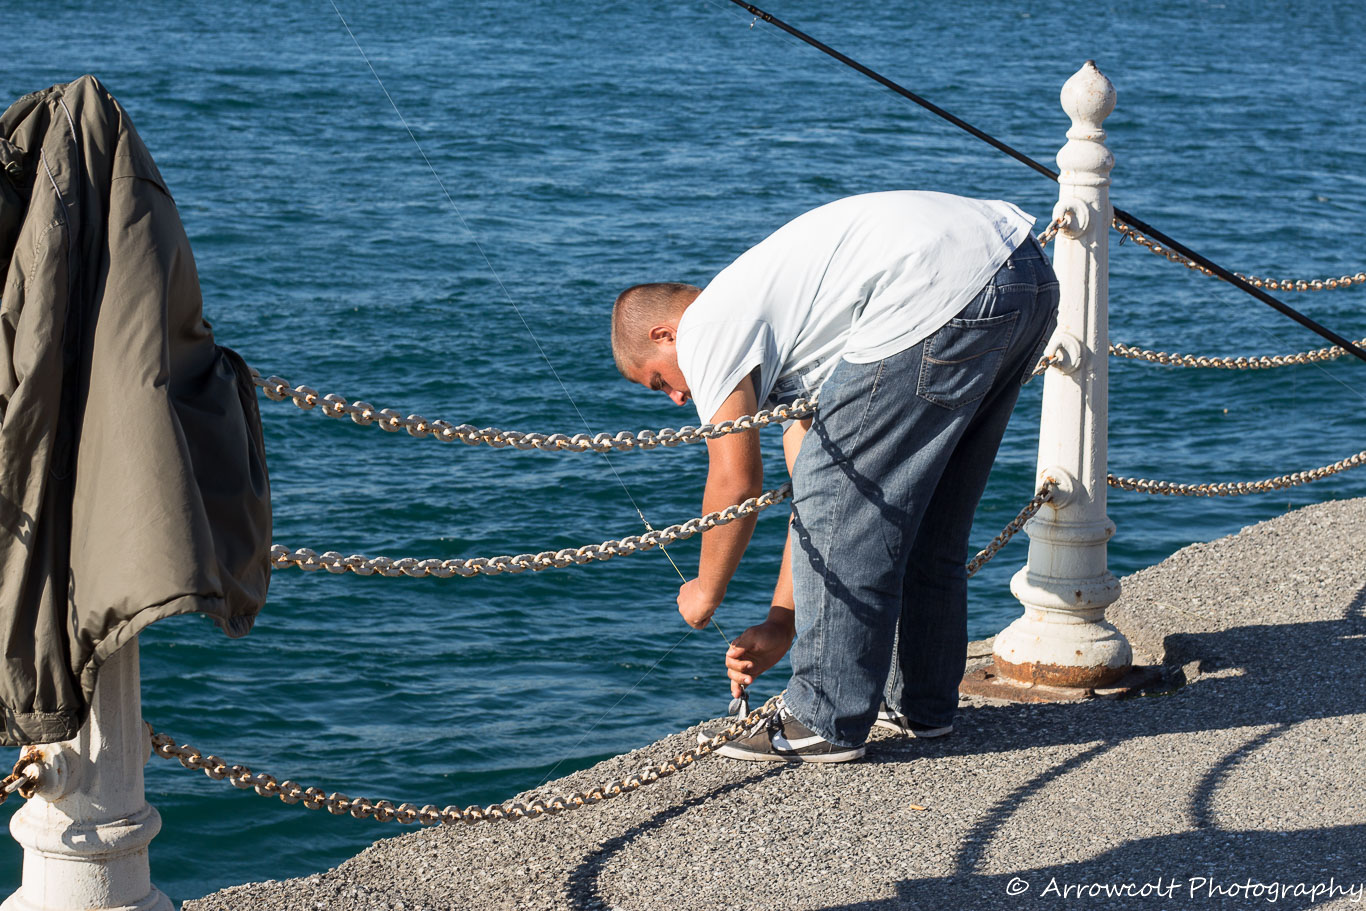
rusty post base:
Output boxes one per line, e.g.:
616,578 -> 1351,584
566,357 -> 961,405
960,661 -> 1165,704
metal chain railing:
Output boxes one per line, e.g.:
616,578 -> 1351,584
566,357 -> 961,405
253,372 -> 814,453
902,339 -> 1355,376
142,484 -> 1053,826
270,484 -> 793,578
965,482 -> 1055,577
1018,215 -> 1362,372
1112,218 -> 1365,291
1108,447 -> 1366,496
149,695 -> 783,826
1109,339 -> 1366,370
271,480 -> 1056,581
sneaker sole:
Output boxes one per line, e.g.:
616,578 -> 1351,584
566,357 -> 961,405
715,742 -> 866,763
873,717 -> 953,738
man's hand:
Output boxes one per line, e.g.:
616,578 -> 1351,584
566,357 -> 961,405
725,608 -> 796,697
677,578 -> 723,629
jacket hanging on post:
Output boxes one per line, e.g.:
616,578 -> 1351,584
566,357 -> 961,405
0,76 -> 271,745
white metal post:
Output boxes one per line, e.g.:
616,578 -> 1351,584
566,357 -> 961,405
3,639 -> 172,911
992,61 -> 1133,689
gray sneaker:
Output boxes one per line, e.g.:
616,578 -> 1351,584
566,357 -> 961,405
874,703 -> 953,739
716,704 -> 865,763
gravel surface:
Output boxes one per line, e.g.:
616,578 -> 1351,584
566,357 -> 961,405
188,498 -> 1366,911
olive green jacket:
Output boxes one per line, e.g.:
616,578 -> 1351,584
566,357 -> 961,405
0,76 -> 271,745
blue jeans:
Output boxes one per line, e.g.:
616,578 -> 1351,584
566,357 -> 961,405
785,236 -> 1059,747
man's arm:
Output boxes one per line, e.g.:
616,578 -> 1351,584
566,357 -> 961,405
675,373 -> 763,629
724,416 -> 810,695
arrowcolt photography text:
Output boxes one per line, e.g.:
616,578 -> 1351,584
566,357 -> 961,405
1004,875 -> 1365,903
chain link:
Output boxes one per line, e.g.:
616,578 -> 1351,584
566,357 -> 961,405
149,695 -> 783,826
1109,339 -> 1366,370
1108,447 -> 1366,496
1031,353 -> 1061,377
1112,218 -> 1365,291
0,748 -> 41,805
270,484 -> 792,578
965,482 -> 1055,577
253,371 -> 814,453
1036,214 -> 1068,247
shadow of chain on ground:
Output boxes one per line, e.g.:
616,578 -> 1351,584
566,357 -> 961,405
565,766 -> 786,911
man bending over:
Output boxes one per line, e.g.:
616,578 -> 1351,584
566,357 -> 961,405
611,191 -> 1058,762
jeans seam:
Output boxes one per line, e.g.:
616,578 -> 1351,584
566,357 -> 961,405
808,358 -> 884,743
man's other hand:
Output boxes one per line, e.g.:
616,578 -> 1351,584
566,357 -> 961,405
677,578 -> 722,629
725,610 -> 796,697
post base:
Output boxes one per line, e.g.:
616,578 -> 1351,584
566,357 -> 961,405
995,572 -> 1132,687
960,661 -> 1165,703
1,886 -> 172,911
993,653 -> 1128,689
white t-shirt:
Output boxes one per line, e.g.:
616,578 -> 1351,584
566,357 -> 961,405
676,191 -> 1035,423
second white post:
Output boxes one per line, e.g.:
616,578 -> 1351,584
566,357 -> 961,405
992,60 -> 1132,689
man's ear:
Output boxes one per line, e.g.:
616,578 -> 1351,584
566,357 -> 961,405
648,324 -> 676,346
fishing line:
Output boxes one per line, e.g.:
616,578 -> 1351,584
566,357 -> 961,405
638,512 -> 734,647
536,606 -> 737,789
1239,310 -> 1366,406
328,1 -> 696,572
712,0 -> 1366,364
533,533 -> 734,788
329,2 -> 742,737
535,624 -> 696,787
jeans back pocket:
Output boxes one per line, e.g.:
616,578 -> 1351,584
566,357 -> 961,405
916,310 -> 1018,409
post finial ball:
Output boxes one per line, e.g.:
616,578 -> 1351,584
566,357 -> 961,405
1060,60 -> 1116,129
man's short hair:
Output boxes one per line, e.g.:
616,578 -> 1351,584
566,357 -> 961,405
610,282 -> 699,376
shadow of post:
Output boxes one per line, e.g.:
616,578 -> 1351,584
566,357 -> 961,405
559,583 -> 1366,909
806,584 -> 1366,909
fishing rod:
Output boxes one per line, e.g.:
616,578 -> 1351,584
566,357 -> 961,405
724,0 -> 1366,365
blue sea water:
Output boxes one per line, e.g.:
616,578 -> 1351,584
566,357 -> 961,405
1,0 -> 1363,902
